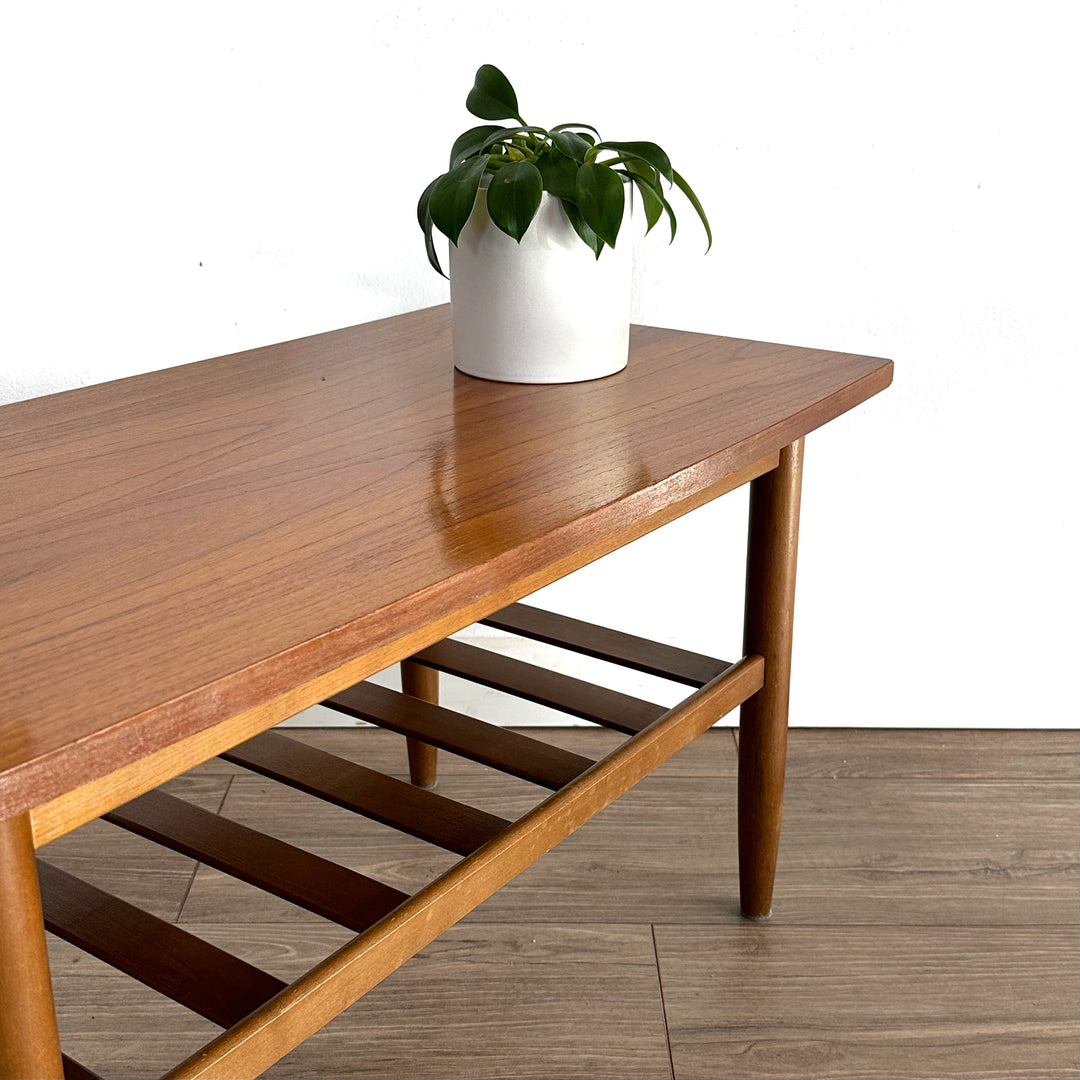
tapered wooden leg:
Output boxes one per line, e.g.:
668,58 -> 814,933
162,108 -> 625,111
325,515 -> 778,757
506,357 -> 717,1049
738,437 -> 804,920
0,813 -> 64,1080
401,658 -> 439,789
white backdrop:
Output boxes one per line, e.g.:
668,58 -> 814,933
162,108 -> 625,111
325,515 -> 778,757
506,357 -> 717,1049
2,1 -> 1076,728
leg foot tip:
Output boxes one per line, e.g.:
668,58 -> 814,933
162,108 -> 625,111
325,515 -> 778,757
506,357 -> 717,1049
741,908 -> 773,922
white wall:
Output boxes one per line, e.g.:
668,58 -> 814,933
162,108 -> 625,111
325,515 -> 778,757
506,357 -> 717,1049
3,2 -> 1075,728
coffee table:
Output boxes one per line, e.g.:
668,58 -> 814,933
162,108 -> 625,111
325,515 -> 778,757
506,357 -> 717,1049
0,305 -> 892,1078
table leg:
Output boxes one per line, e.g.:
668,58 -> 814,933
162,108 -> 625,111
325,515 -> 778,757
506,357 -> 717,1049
0,813 -> 64,1080
401,658 -> 439,789
738,437 -> 804,920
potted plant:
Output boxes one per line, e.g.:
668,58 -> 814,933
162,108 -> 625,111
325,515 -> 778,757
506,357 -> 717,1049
418,64 -> 712,384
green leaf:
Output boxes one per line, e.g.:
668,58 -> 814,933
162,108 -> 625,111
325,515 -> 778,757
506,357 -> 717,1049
486,160 -> 543,242
550,122 -> 601,139
575,163 -> 625,249
657,187 -> 677,244
618,168 -> 676,242
672,169 -> 713,252
466,64 -> 522,123
479,125 -> 548,153
552,130 -> 593,163
535,147 -> 578,200
450,125 -> 504,168
428,156 -> 487,246
620,159 -> 663,232
416,177 -> 446,277
594,141 -> 673,183
560,200 -> 604,258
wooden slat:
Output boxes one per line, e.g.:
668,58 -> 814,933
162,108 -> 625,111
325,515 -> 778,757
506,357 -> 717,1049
480,603 -> 730,688
103,789 -> 408,932
323,681 -> 596,790
164,655 -> 763,1080
37,860 -> 286,1028
44,727 -> 1079,1080
220,731 -> 510,856
413,639 -> 667,735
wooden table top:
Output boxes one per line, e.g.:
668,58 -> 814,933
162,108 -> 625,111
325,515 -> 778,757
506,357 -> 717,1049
0,305 -> 892,818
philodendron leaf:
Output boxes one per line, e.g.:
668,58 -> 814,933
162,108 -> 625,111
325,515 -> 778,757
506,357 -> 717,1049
575,163 -> 625,249
536,147 -> 578,200
479,125 -> 548,152
672,169 -> 713,251
486,160 -> 543,242
466,64 -> 522,122
417,177 -> 446,277
620,159 -> 664,233
429,156 -> 487,246
450,125 -> 504,168
594,141 -> 673,183
560,200 -> 604,258
418,64 -> 713,275
550,122 -> 601,138
552,130 -> 593,163
617,164 -> 677,242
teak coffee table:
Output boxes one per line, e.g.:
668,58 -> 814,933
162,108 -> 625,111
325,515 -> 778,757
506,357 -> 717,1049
0,305 -> 892,1079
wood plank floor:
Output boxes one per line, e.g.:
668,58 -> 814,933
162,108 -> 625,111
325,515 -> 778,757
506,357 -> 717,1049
41,728 -> 1079,1080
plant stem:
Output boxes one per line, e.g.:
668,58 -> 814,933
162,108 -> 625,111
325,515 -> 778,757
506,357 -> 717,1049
585,151 -> 633,168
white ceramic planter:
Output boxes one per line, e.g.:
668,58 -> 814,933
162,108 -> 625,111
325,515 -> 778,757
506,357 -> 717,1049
449,188 -> 632,383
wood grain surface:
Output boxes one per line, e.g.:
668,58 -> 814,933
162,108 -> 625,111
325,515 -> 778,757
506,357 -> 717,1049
0,305 -> 891,819
739,437 -> 803,917
654,923 -> 1080,1080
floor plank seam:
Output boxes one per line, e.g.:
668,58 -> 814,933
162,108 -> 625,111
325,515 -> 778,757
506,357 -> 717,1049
173,774 -> 236,923
212,774 -> 235,816
651,923 -> 677,1080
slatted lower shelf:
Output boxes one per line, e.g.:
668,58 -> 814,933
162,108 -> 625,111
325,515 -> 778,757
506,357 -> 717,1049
39,607 -> 763,1080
